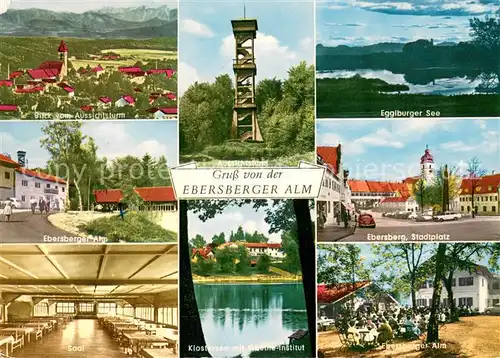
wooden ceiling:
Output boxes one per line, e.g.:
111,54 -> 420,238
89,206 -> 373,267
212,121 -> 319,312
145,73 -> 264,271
0,244 -> 178,302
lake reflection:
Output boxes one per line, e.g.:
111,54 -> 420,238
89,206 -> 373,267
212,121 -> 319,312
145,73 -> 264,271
195,283 -> 309,358
317,69 -> 483,95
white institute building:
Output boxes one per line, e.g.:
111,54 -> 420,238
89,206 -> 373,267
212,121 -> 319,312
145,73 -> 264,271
416,264 -> 500,312
316,145 -> 353,225
14,151 -> 68,209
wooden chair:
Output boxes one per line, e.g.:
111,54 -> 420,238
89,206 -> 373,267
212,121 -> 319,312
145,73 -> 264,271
11,331 -> 24,351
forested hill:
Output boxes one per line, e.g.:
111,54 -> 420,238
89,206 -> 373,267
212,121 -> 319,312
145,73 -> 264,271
0,6 -> 177,39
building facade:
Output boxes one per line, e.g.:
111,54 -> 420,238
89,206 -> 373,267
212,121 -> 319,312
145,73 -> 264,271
317,145 -> 353,225
93,186 -> 177,212
416,266 -> 500,312
379,196 -> 419,212
459,173 -> 500,215
0,154 -> 19,199
15,168 -> 67,210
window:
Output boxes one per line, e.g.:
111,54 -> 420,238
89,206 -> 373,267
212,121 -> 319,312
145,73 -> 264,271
493,299 -> 500,305
136,306 -> 154,321
34,303 -> 49,316
98,303 -> 117,315
62,187 -> 65,192
416,299 -> 427,307
21,196 -> 26,202
493,281 -> 500,290
493,206 -> 497,213
459,277 -> 474,286
46,184 -> 50,188
458,297 -> 473,306
123,305 -> 134,317
35,182 -> 41,188
452,278 -> 456,287
79,303 -> 94,313
5,172 -> 10,179
158,307 -> 178,326
56,302 -> 75,313
461,206 -> 464,211
22,180 -> 28,186
483,206 -> 487,212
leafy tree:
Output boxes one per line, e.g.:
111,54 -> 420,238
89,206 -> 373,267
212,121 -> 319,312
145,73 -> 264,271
426,243 -> 447,343
412,178 -> 432,213
215,247 -> 238,274
281,230 -> 301,274
231,226 -> 245,242
464,156 -> 487,218
256,78 -> 283,112
236,244 -> 251,274
256,254 -> 271,273
40,122 -> 89,211
470,9 -> 500,50
211,232 -> 225,246
371,244 -> 433,310
192,257 -> 215,276
190,234 -> 206,249
317,244 -> 369,285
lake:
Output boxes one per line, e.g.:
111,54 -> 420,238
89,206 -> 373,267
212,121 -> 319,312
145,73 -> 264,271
317,69 -> 483,95
195,283 -> 309,358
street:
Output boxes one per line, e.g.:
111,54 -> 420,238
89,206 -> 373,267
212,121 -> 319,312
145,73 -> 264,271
335,212 -> 500,242
0,210 -> 73,243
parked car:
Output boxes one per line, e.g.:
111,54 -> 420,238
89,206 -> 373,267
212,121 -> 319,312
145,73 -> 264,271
408,212 -> 418,219
485,303 -> 500,315
1,198 -> 21,209
433,212 -> 462,222
358,213 -> 376,228
415,214 -> 433,222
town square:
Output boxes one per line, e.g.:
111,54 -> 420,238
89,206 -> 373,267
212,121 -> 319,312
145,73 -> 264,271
316,119 -> 500,242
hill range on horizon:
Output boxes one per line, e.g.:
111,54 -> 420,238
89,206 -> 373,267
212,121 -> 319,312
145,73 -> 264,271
0,5 -> 177,39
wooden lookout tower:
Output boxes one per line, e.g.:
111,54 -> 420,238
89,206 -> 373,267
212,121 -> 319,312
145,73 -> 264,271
230,18 -> 263,142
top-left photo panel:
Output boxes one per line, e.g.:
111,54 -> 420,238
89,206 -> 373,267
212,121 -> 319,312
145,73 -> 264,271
0,0 -> 178,120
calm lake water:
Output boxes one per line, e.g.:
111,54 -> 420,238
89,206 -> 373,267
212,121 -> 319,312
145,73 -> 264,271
317,69 -> 483,95
195,283 -> 309,358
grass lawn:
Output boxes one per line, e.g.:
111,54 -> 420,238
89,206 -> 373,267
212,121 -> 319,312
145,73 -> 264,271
101,48 -> 177,60
79,212 -> 176,242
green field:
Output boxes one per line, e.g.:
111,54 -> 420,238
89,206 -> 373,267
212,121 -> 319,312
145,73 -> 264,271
102,48 -> 177,59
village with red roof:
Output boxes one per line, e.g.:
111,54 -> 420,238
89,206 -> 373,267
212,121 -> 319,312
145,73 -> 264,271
0,39 -> 178,119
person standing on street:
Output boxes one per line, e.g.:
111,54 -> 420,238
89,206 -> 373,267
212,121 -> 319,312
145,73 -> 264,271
39,198 -> 45,214
3,199 -> 13,222
30,197 -> 37,214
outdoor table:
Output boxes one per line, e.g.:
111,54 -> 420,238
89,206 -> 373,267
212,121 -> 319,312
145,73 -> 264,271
123,332 -> 172,356
0,335 -> 14,357
19,323 -> 45,340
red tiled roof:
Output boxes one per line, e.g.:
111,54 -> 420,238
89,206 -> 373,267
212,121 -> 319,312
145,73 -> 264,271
317,281 -> 371,304
347,180 -> 370,192
403,177 -> 419,185
17,168 -> 66,184
59,83 -> 74,92
134,186 -> 176,202
460,174 -> 500,195
9,71 -> 24,79
421,148 -> 434,164
119,67 -> 142,73
38,61 -> 63,71
122,95 -> 135,104
380,196 -> 409,203
164,93 -> 176,100
158,107 -> 177,115
0,104 -> 18,111
80,105 -> 94,111
166,69 -> 175,78
93,189 -> 123,204
99,97 -> 112,103
0,153 -> 20,166
57,40 -> 68,53
91,65 -> 104,72
390,182 -> 411,197
28,68 -> 59,80
192,247 -> 213,259
0,80 -> 13,87
317,146 -> 339,175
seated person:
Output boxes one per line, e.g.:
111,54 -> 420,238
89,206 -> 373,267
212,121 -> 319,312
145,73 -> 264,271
377,319 -> 394,345
403,316 -> 421,338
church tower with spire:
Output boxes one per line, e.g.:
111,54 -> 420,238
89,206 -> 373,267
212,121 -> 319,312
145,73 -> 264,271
57,40 -> 68,79
420,145 -> 435,184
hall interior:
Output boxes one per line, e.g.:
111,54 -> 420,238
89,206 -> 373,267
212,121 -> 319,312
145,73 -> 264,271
0,244 -> 178,358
